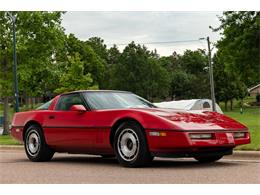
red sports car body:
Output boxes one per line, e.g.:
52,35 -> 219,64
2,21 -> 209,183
11,90 -> 250,167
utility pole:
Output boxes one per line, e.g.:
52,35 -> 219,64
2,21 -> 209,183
206,36 -> 216,112
7,12 -> 19,112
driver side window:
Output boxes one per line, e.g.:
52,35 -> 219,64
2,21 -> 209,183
55,93 -> 85,111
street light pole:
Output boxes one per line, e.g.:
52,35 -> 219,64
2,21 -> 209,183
206,36 -> 216,112
7,12 -> 19,112
199,36 -> 216,112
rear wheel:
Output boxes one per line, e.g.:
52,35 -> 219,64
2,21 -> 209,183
113,121 -> 153,167
194,155 -> 223,163
24,124 -> 54,162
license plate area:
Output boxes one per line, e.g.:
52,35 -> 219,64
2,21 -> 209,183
216,132 -> 235,145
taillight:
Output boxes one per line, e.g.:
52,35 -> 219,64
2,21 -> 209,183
233,132 -> 246,139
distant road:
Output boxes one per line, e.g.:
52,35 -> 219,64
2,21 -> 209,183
0,148 -> 259,184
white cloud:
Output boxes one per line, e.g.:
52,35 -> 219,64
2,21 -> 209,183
62,11 -> 222,56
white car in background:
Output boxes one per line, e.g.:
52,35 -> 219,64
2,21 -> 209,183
154,99 -> 223,114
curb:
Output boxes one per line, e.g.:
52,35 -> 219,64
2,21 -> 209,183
232,150 -> 260,159
0,145 -> 23,149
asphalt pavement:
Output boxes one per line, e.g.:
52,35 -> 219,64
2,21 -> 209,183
0,147 -> 259,184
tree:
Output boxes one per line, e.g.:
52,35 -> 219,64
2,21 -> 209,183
213,52 -> 247,110
16,12 -> 66,100
0,12 -> 12,134
145,57 -> 170,101
212,12 -> 259,109
0,11 -> 65,134
107,44 -> 121,65
159,52 -> 181,71
105,45 -> 121,89
111,42 -> 170,101
65,34 -> 105,88
213,11 -> 260,87
54,53 -> 96,93
160,49 -> 210,100
180,49 -> 210,99
169,70 -> 195,100
85,37 -> 108,61
179,49 -> 208,75
159,54 -> 187,100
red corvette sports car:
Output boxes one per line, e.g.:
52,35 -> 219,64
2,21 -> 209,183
11,90 -> 250,167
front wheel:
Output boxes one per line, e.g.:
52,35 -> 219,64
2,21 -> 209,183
24,124 -> 54,162
113,121 -> 153,167
194,155 -> 223,163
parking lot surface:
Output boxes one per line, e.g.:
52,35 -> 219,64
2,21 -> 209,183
0,148 -> 259,183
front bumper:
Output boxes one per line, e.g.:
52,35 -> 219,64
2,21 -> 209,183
146,129 -> 250,155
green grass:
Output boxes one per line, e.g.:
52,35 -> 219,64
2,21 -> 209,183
0,103 -> 19,145
224,107 -> 260,150
0,135 -> 21,145
219,96 -> 260,150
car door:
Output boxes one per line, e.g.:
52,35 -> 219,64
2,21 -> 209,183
43,93 -> 99,153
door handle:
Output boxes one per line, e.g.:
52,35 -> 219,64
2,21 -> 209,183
49,115 -> 55,119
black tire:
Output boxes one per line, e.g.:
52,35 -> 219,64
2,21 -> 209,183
113,121 -> 153,167
194,155 -> 223,163
24,124 -> 54,162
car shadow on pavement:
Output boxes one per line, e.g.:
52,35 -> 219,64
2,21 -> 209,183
48,155 -> 241,169
146,159 -> 239,169
51,155 -> 118,166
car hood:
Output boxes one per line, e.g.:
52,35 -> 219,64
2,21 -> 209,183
133,107 -> 247,131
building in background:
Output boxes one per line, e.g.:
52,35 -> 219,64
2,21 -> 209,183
248,84 -> 260,97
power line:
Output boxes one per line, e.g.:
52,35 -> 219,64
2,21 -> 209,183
106,39 -> 203,46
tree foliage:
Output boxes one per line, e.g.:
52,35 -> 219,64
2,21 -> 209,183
54,53 -> 96,93
0,12 -> 15,98
213,11 -> 260,87
212,11 -> 259,109
64,34 -> 105,88
159,50 -> 209,100
110,42 -> 170,100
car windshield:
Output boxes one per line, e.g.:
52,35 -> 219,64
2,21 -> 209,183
83,91 -> 156,110
36,99 -> 53,110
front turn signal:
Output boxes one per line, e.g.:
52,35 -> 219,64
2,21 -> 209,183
149,131 -> 167,137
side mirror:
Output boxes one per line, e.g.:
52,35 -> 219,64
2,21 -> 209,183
70,105 -> 87,113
